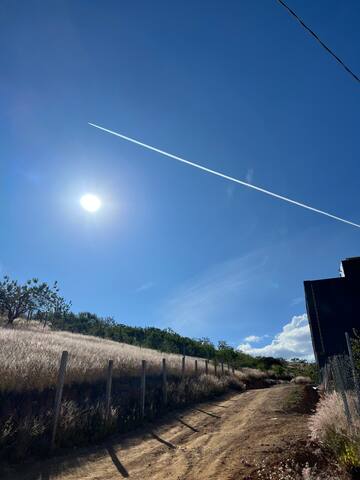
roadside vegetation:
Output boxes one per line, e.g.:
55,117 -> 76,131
310,390 -> 360,474
308,334 -> 360,477
0,323 -> 275,393
286,358 -> 319,383
0,324 -> 270,463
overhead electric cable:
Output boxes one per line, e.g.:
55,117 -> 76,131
276,0 -> 360,84
89,122 -> 360,229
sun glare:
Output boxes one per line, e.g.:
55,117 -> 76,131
80,194 -> 101,212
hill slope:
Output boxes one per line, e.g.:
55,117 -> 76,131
0,326 -> 266,392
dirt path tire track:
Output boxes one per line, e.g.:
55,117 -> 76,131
8,384 -> 312,480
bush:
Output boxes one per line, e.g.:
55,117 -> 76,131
310,391 -> 360,471
291,376 -> 312,385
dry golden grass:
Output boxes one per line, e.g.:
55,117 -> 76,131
310,391 -> 360,471
0,324 -> 262,392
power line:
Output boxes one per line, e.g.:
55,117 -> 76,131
276,0 -> 360,84
89,122 -> 360,229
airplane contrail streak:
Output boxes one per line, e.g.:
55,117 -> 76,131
89,122 -> 360,229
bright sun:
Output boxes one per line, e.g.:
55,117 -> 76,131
80,194 -> 101,212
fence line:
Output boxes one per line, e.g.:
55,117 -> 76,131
321,332 -> 360,425
47,350 -> 238,453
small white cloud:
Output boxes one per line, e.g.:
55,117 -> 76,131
244,335 -> 265,343
238,314 -> 313,360
136,282 -> 154,293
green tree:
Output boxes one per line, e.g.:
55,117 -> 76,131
217,340 -> 237,364
0,276 -> 70,325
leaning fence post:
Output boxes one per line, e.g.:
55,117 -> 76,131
182,356 -> 185,378
232,365 -> 235,374
345,332 -> 360,413
214,361 -> 217,376
105,359 -> 113,423
221,362 -> 224,375
162,358 -> 167,406
51,350 -> 68,451
205,360 -> 209,375
141,360 -> 146,419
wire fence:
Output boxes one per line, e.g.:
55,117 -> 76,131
321,332 -> 360,425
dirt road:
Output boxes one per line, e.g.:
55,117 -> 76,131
10,384 -> 317,480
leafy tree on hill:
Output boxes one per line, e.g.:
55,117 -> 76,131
216,340 -> 237,365
0,275 -> 70,325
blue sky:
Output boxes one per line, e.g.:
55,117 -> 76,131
1,1 -> 359,358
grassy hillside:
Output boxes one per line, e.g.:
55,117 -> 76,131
0,323 -> 270,461
0,324 -> 267,393
44,311 -> 286,371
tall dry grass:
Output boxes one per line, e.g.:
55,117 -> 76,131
0,325 -> 263,392
310,391 -> 360,470
0,323 -> 271,461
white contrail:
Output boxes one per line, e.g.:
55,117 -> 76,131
88,122 -> 360,229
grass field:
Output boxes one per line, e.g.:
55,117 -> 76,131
0,322 -> 272,462
0,324 -> 267,392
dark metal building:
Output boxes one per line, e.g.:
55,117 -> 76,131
304,257 -> 360,368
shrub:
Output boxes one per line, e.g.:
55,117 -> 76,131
310,391 -> 360,471
291,376 -> 312,384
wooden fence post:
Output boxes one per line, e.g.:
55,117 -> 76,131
232,365 -> 235,374
141,360 -> 146,419
105,359 -> 113,423
221,362 -> 224,375
214,362 -> 217,376
51,351 -> 68,451
162,358 -> 167,406
182,356 -> 185,378
195,359 -> 198,375
205,360 -> 208,375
